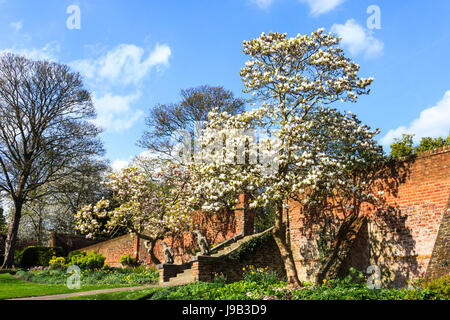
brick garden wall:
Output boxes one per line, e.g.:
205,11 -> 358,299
78,207 -> 245,267
425,196 -> 450,280
288,146 -> 450,286
77,146 -> 449,286
79,233 -> 139,267
191,233 -> 287,283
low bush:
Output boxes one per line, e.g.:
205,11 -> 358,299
242,265 -> 278,286
19,246 -> 64,268
49,256 -> 67,270
150,267 -> 449,301
70,251 -> 105,270
120,254 -> 139,268
66,250 -> 85,264
15,266 -> 159,286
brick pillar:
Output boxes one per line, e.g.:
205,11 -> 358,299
235,193 -> 255,236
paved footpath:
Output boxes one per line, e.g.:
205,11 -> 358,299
7,284 -> 160,300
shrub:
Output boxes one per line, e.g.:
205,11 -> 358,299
422,275 -> 450,299
120,254 -> 138,268
20,246 -> 65,268
390,133 -> 449,159
66,250 -> 85,264
390,134 -> 415,159
14,248 -> 25,266
70,250 -> 105,270
49,256 -> 67,270
405,275 -> 450,300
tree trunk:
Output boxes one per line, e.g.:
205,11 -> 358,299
315,214 -> 368,284
143,237 -> 161,265
1,200 -> 23,269
272,202 -> 302,287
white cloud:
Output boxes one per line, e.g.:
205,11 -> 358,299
69,42 -> 171,133
250,0 -> 275,10
331,19 -> 383,59
111,158 -> 132,172
380,91 -> 450,146
252,0 -> 344,13
10,21 -> 23,32
71,43 -> 171,86
300,0 -> 345,16
92,92 -> 144,133
0,42 -> 60,61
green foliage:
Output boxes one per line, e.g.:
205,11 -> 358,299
390,134 -> 415,159
0,273 -> 133,300
404,275 -> 450,300
66,250 -> 85,264
390,133 -> 449,159
70,250 -> 106,270
14,248 -> 25,266
150,268 -> 449,301
120,254 -> 139,268
49,256 -> 67,270
227,231 -> 272,262
0,208 -> 6,234
415,135 -> 450,153
242,265 -> 279,286
62,287 -> 163,300
19,246 -> 65,268
253,205 -> 276,233
151,284 -> 183,300
15,266 -> 159,286
212,272 -> 227,285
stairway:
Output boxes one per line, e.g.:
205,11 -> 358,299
160,267 -> 194,287
160,227 -> 274,286
210,227 -> 274,258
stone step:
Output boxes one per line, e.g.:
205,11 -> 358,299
210,227 -> 274,258
160,227 -> 274,286
164,266 -> 194,286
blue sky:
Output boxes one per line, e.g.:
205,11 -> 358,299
1,0 -> 449,170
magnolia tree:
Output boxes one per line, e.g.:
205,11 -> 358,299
75,162 -> 192,264
181,30 -> 384,286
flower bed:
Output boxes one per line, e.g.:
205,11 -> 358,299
16,265 -> 159,286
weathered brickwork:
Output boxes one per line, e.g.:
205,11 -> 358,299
425,196 -> 450,280
288,146 -> 450,286
77,146 -> 449,286
192,234 -> 286,283
80,233 -> 139,267
78,207 -> 248,267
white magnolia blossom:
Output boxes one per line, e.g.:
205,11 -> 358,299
183,29 -> 383,216
75,164 -> 192,239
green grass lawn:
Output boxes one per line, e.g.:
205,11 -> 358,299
0,273 -> 145,300
61,287 -> 163,300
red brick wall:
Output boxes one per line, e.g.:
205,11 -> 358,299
79,146 -> 449,287
191,233 -> 287,283
80,233 -> 139,267
79,206 -> 247,267
288,146 -> 450,286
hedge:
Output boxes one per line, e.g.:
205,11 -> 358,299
18,246 -> 65,268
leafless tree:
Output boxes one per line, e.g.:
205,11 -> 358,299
0,53 -> 104,268
138,85 -> 245,159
